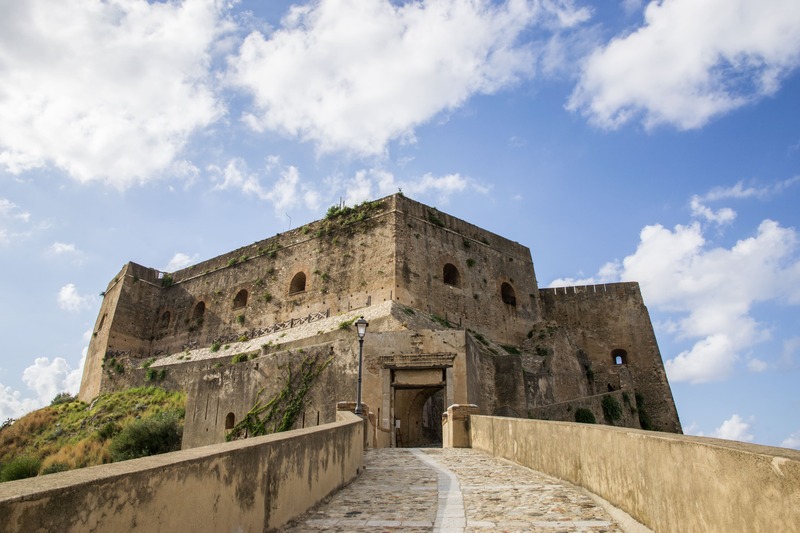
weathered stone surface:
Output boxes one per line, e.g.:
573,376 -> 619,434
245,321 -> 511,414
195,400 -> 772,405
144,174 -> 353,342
79,193 -> 681,448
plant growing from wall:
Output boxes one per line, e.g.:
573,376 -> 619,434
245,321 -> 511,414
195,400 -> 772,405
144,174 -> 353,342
574,408 -> 596,424
161,274 -> 173,288
602,395 -> 622,423
231,353 -> 248,364
501,344 -> 521,355
226,353 -> 332,441
635,392 -> 654,430
210,341 -> 221,352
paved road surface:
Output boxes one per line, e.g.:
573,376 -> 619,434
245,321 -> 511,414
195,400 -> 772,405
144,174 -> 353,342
286,447 -> 629,532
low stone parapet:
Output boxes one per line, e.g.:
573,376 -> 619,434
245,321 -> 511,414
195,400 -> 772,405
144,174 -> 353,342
442,404 -> 480,448
0,412 -> 364,533
470,415 -> 800,532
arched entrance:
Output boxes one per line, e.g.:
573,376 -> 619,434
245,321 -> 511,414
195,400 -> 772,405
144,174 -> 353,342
394,386 -> 444,447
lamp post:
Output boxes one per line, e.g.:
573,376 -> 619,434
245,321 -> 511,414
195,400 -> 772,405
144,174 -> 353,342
354,316 -> 368,415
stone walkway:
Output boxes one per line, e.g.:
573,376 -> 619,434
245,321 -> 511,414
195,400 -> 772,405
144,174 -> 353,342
285,448 -> 628,532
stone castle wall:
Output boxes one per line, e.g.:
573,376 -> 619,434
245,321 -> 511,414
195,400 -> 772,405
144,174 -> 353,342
538,283 -> 681,432
78,193 -> 682,442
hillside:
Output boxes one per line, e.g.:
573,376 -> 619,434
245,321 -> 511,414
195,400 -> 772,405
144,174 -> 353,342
0,387 -> 185,482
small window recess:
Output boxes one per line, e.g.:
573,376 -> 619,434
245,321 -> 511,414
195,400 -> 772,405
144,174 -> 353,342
233,290 -> 248,309
611,349 -> 628,365
443,263 -> 461,288
289,272 -> 307,294
501,282 -> 517,306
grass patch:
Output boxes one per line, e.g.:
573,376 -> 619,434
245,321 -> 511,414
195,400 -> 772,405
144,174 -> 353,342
231,353 -> 249,364
0,387 -> 185,481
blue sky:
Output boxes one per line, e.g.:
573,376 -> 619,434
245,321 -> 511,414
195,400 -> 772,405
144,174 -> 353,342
1,0 -> 799,448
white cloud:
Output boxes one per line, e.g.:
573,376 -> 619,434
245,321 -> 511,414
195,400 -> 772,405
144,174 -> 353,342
0,0 -> 230,186
550,182 -> 800,384
338,168 -> 488,206
22,357 -> 81,406
228,0 -> 588,156
0,197 -> 32,244
569,0 -> 800,129
164,252 -> 199,272
0,384 -> 40,421
746,358 -> 768,373
700,177 -> 800,202
57,283 -> 95,312
0,354 -> 85,420
712,414 -> 754,442
49,242 -> 77,255
782,431 -> 800,450
690,196 -> 736,225
780,337 -> 800,368
210,157 -> 320,213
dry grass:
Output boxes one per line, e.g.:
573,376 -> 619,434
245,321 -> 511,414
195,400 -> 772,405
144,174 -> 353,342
0,387 -> 184,481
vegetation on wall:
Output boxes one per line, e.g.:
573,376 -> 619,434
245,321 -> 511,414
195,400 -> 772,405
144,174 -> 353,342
0,388 -> 185,482
315,199 -> 385,239
574,408 -> 596,424
602,395 -> 623,423
226,353 -> 332,441
635,392 -> 654,430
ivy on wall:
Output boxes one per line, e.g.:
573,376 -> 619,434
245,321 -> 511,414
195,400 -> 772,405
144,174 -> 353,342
225,353 -> 332,441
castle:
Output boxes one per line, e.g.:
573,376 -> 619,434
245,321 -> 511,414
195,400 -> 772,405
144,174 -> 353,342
79,193 -> 681,448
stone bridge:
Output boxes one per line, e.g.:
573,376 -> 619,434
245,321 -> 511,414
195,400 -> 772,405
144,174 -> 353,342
1,406 -> 799,532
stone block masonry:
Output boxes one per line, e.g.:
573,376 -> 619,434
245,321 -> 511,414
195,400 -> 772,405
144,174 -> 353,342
79,193 -> 682,449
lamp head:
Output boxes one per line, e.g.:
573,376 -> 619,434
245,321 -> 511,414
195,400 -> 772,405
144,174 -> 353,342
355,316 -> 368,339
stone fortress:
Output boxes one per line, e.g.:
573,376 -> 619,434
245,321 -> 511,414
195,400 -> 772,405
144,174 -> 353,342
78,193 -> 681,449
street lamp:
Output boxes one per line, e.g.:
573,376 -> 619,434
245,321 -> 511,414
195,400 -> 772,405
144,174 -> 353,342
354,316 -> 368,415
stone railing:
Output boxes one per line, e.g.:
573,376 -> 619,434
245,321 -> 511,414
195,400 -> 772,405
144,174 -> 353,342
458,413 -> 800,533
0,411 -> 363,532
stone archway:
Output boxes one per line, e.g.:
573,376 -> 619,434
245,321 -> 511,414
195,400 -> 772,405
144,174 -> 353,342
394,386 -> 444,447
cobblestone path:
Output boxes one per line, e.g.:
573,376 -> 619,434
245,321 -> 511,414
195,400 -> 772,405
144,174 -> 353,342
285,448 -> 627,532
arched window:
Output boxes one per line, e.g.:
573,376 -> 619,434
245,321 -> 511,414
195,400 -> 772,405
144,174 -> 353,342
443,263 -> 461,287
501,282 -> 516,306
289,272 -> 307,294
192,301 -> 205,321
233,289 -> 248,309
159,311 -> 171,327
612,349 -> 628,365
225,412 -> 235,430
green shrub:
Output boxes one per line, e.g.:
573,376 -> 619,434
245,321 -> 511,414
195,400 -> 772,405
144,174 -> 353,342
466,258 -> 476,268
338,317 -> 356,330
141,357 -> 156,369
109,411 -> 183,462
50,392 -> 76,406
97,421 -> 121,440
210,341 -> 221,352
1,456 -> 41,481
231,354 -> 248,364
574,408 -> 596,424
236,315 -> 245,325
602,395 -> 623,422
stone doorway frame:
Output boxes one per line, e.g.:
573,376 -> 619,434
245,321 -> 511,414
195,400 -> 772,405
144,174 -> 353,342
379,352 -> 457,447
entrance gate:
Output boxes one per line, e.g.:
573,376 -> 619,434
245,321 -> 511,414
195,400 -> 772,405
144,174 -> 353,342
379,353 -> 457,448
